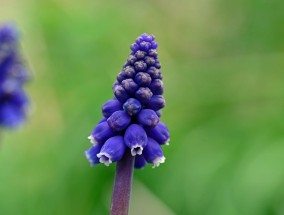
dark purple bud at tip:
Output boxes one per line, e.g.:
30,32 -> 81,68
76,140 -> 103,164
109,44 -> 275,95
145,121 -> 170,145
116,71 -> 125,83
123,66 -> 136,79
144,138 -> 165,168
135,87 -> 153,104
141,33 -> 155,42
134,155 -> 147,169
137,109 -> 159,127
97,136 -> 126,166
89,121 -> 116,144
139,41 -> 151,52
107,110 -> 131,131
135,51 -> 147,60
130,43 -> 139,52
102,99 -> 122,118
134,60 -> 147,72
85,144 -> 103,167
123,98 -> 142,116
121,78 -> 138,95
149,79 -> 164,95
124,124 -> 148,156
135,72 -> 152,87
146,95 -> 165,111
113,84 -> 130,103
147,67 -> 163,79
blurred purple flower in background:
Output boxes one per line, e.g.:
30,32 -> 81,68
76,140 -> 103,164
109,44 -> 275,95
0,24 -> 29,128
85,33 -> 169,169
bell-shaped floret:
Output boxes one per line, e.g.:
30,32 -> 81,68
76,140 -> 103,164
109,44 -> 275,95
101,99 -> 122,118
134,155 -> 147,169
124,124 -> 148,156
146,95 -> 165,111
121,78 -> 138,95
149,79 -> 164,95
88,121 -> 116,145
97,136 -> 126,166
85,144 -> 103,167
113,84 -> 130,103
143,138 -> 165,168
135,87 -> 153,104
145,121 -> 170,145
137,109 -> 159,127
107,110 -> 131,131
135,72 -> 152,87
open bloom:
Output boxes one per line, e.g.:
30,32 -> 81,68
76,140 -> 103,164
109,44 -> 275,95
0,24 -> 29,128
85,33 -> 170,168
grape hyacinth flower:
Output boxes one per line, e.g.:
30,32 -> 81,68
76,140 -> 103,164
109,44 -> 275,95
0,24 -> 29,128
84,33 -> 170,215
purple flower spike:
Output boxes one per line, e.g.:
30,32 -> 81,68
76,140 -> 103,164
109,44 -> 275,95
144,138 -> 165,168
134,155 -> 147,169
137,109 -> 159,127
107,110 -> 131,131
85,33 -> 170,171
102,99 -> 122,118
123,98 -> 141,116
85,144 -> 103,167
97,136 -> 126,166
88,121 -> 116,145
124,124 -> 148,156
145,121 -> 170,145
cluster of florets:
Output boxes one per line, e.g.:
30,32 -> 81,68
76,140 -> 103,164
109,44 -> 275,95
0,24 -> 29,128
85,33 -> 169,169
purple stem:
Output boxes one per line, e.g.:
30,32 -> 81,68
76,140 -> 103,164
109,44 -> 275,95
110,149 -> 134,215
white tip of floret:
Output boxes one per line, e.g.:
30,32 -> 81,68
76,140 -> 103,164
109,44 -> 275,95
97,152 -> 112,166
131,145 -> 143,156
152,156 -> 166,168
88,135 -> 97,145
165,139 -> 170,146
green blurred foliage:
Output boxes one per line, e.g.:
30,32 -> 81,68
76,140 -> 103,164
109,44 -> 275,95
0,0 -> 284,214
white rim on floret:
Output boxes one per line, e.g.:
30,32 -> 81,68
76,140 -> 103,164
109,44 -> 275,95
131,145 -> 143,156
88,135 -> 97,145
97,152 -> 112,166
165,138 -> 170,146
152,156 -> 166,168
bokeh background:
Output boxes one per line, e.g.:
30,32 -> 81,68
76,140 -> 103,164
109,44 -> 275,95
1,0 -> 284,214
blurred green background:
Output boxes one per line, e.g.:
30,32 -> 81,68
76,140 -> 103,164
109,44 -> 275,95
1,0 -> 284,214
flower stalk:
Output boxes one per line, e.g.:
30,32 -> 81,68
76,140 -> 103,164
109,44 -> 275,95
110,149 -> 134,215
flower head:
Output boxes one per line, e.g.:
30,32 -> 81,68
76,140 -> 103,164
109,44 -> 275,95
0,23 -> 29,128
85,33 -> 170,168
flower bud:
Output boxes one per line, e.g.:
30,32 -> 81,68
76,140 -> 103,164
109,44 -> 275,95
135,87 -> 153,104
146,95 -> 165,111
143,138 -> 165,168
137,109 -> 159,127
113,84 -> 129,103
149,79 -> 164,95
135,50 -> 147,60
144,56 -> 155,66
121,78 -> 138,95
148,49 -> 158,58
127,55 -> 137,65
134,155 -> 147,169
139,41 -> 151,51
124,124 -> 148,156
85,144 -> 103,167
134,60 -> 147,72
135,72 -> 152,87
107,110 -> 131,131
123,66 -> 136,79
97,136 -> 126,166
130,43 -> 139,52
123,98 -> 142,116
145,121 -> 170,145
146,67 -> 162,79
88,121 -> 116,144
102,99 -> 122,118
